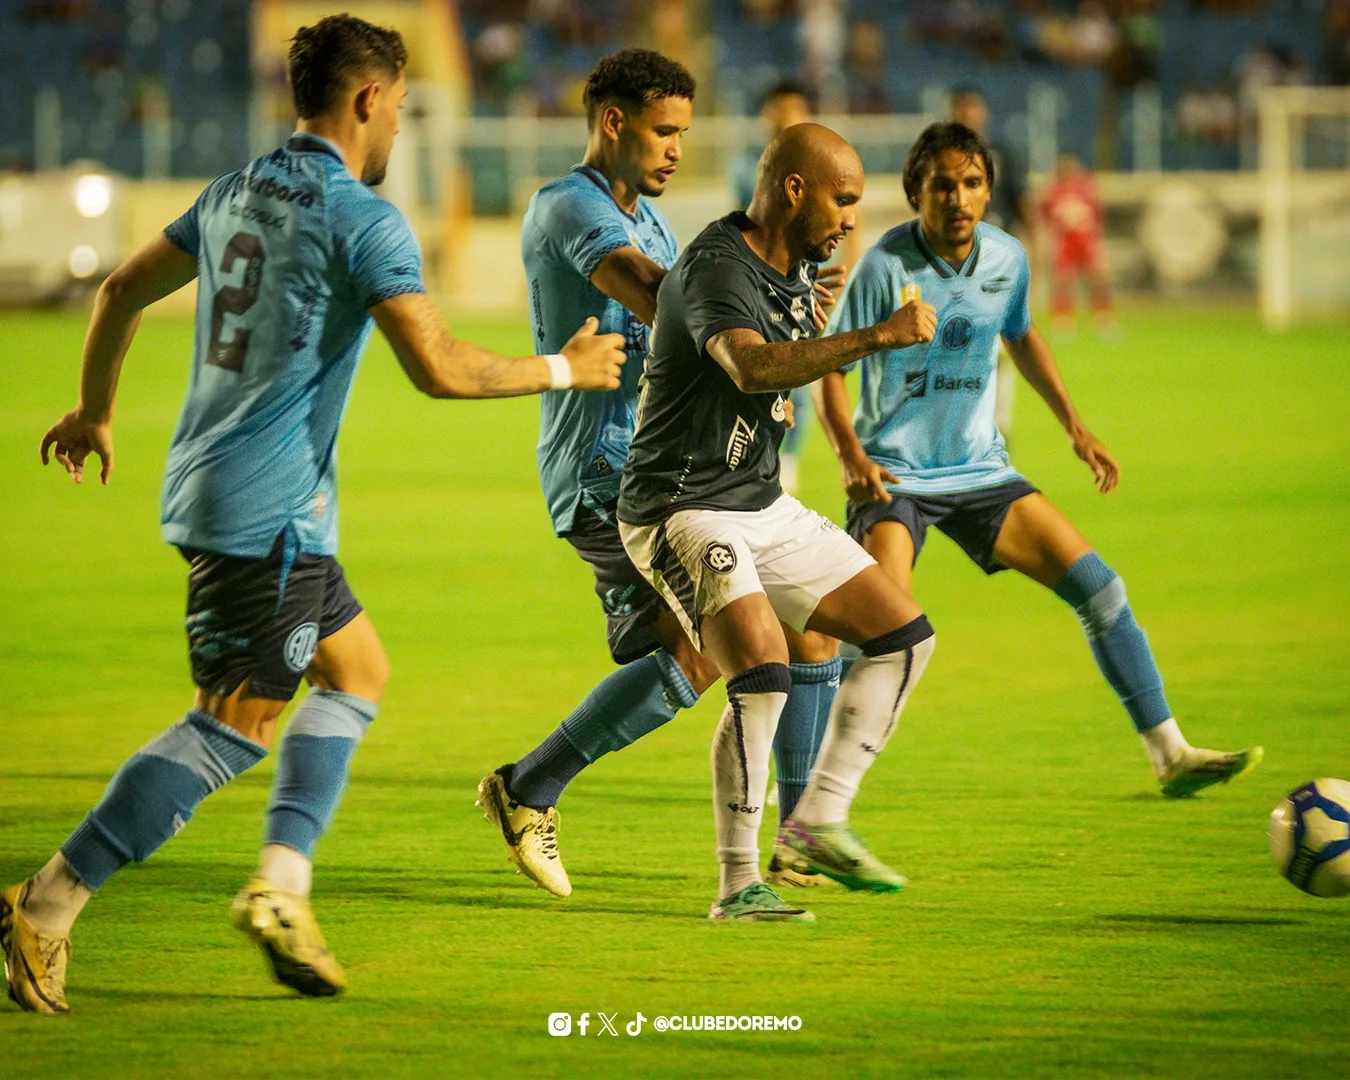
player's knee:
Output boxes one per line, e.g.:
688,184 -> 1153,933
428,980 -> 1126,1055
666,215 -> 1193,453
787,630 -> 838,665
675,640 -> 720,696
1053,552 -> 1127,639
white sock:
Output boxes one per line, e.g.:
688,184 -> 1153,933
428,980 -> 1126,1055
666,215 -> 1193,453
712,686 -> 787,900
1140,717 -> 1189,775
258,843 -> 313,897
21,852 -> 92,937
792,636 -> 935,827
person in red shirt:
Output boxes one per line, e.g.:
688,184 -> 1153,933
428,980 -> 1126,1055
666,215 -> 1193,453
1040,155 -> 1116,334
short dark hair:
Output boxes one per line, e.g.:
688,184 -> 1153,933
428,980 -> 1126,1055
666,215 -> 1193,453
760,78 -> 816,112
583,49 -> 696,129
288,14 -> 408,119
903,122 -> 996,208
949,86 -> 984,103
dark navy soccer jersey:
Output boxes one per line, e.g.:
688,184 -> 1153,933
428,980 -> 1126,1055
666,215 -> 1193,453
826,220 -> 1030,495
161,132 -> 426,559
618,212 -> 817,527
522,164 -> 679,535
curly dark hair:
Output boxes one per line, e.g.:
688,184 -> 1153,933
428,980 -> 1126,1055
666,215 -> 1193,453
583,49 -> 696,129
288,14 -> 408,119
902,122 -> 997,209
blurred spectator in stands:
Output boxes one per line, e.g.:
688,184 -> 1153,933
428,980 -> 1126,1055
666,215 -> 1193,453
846,20 -> 891,114
1107,0 -> 1160,89
741,0 -> 789,23
1039,155 -> 1115,336
798,0 -> 846,111
473,20 -> 528,109
1038,0 -> 1117,66
1328,0 -> 1350,85
1235,40 -> 1308,163
1176,85 -> 1239,145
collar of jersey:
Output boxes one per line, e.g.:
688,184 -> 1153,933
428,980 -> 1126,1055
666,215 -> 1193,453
913,221 -> 981,279
570,163 -> 640,221
286,131 -> 346,165
725,211 -> 810,290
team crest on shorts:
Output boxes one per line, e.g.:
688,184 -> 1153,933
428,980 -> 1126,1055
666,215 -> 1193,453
702,542 -> 738,575
283,621 -> 320,672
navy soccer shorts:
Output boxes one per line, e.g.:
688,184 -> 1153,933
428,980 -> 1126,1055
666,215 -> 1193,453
565,502 -> 668,665
845,479 -> 1039,575
179,532 -> 363,701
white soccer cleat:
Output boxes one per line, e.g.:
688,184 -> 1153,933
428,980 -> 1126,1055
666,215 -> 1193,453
476,768 -> 572,898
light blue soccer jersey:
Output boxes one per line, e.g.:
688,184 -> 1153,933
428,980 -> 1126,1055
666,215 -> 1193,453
522,164 -> 678,535
826,220 -> 1031,494
161,132 -> 425,558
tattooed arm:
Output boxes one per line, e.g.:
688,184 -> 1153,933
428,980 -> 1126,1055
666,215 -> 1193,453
705,298 -> 935,394
372,293 -> 625,399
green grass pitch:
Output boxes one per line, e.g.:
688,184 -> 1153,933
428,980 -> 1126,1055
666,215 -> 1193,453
1,304 -> 1347,1078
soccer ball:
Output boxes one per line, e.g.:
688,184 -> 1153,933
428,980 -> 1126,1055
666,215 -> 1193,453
1268,778 -> 1350,898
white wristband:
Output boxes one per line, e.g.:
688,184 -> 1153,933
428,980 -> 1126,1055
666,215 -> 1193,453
545,353 -> 572,391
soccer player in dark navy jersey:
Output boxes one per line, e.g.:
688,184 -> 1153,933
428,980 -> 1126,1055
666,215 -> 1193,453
1,14 -> 623,1013
620,124 -> 944,920
478,52 -> 844,899
817,122 -> 1261,799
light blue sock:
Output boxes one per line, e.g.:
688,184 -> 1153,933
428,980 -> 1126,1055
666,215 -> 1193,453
61,711 -> 267,889
1054,552 -> 1172,733
264,689 -> 376,857
774,658 -> 842,823
509,650 -> 700,809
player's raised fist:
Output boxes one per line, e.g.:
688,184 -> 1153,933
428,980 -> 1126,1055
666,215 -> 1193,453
878,299 -> 938,348
562,317 -> 626,391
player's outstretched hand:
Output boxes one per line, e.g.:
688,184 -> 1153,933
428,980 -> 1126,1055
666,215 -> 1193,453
878,299 -> 937,348
40,408 -> 114,485
842,449 -> 898,506
562,317 -> 626,391
1071,424 -> 1119,493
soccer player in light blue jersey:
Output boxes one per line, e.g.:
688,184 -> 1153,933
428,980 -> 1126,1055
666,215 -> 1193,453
1,15 -> 624,1014
478,51 -> 842,898
816,122 -> 1262,797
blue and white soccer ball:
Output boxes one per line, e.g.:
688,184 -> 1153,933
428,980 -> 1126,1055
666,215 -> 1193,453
1268,778 -> 1350,898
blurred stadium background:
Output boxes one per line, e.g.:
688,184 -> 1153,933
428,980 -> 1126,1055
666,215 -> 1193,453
2,0 -> 1349,325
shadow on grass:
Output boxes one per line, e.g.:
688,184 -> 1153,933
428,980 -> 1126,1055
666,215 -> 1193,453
1095,913 -> 1302,927
72,986 -> 291,1004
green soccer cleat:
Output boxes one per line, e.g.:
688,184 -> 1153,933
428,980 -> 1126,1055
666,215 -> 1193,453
778,819 -> 907,893
230,878 -> 347,997
1159,745 -> 1264,799
709,882 -> 815,923
0,883 -> 71,1014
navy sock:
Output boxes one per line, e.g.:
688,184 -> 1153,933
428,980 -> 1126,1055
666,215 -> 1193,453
1054,553 -> 1172,732
265,689 -> 376,858
509,650 -> 700,810
774,658 -> 842,823
61,711 -> 267,889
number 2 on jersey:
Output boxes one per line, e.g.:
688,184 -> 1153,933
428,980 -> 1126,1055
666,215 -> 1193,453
207,231 -> 266,372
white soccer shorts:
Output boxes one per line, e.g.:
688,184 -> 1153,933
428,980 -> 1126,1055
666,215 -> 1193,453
619,493 -> 876,651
